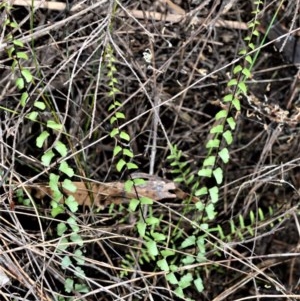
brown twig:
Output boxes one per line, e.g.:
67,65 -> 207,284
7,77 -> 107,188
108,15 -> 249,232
10,0 -> 248,30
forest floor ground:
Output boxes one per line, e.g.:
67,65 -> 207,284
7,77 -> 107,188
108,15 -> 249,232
1,0 -> 300,300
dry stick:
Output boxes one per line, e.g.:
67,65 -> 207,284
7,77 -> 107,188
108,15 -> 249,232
122,9 -> 248,30
9,0 -> 249,30
158,0 -> 185,15
9,0 -> 86,11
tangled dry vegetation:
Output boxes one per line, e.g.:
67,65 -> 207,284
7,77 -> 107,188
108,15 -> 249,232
1,0 -> 300,300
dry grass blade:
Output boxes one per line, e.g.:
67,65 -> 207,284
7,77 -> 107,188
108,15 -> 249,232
1,0 -> 300,300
